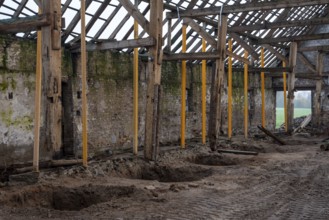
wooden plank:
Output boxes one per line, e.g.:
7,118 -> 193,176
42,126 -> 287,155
297,52 -> 317,73
0,14 -> 50,33
314,52 -> 324,127
230,33 -> 258,60
166,0 -> 328,18
208,15 -> 227,151
262,44 -> 288,64
257,125 -> 286,145
118,0 -> 150,35
229,17 -> 329,33
70,37 -> 155,52
218,149 -> 258,156
144,1 -> 163,161
41,0 -> 62,158
287,42 -> 297,134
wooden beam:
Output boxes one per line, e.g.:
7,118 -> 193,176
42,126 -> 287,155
297,52 -> 317,73
41,0 -> 62,158
299,45 -> 329,52
262,44 -> 288,63
314,52 -> 324,127
0,14 -> 50,33
85,0 -> 110,34
229,17 -> 329,33
118,0 -> 150,35
258,33 -> 329,44
93,4 -> 122,39
230,33 -> 258,60
287,42 -> 297,134
167,0 -> 328,18
144,1 -> 163,161
13,0 -> 28,18
183,18 -> 217,48
232,67 -> 292,73
70,37 -> 155,52
62,0 -> 92,42
208,15 -> 228,151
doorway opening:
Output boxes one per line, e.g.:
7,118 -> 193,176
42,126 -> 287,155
276,90 -> 312,128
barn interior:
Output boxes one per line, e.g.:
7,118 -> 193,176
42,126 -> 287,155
0,0 -> 329,219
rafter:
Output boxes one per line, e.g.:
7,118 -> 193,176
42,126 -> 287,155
262,44 -> 288,63
258,33 -> 329,44
297,52 -> 317,73
118,0 -> 150,35
229,33 -> 258,60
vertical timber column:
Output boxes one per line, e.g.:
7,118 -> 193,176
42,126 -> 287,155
181,24 -> 187,148
144,1 -> 163,160
261,47 -> 266,127
227,39 -> 233,139
33,7 -> 42,172
287,42 -> 297,134
244,51 -> 249,139
133,0 -> 139,155
283,61 -> 288,132
208,15 -> 227,151
42,0 -> 62,158
201,30 -> 207,145
315,52 -> 324,127
81,0 -> 88,167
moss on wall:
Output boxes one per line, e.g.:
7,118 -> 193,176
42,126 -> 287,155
161,61 -> 181,93
0,108 -> 33,130
19,40 -> 36,73
0,77 -> 17,92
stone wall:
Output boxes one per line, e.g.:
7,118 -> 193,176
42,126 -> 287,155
0,36 -> 279,166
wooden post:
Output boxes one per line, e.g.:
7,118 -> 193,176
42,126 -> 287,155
167,18 -> 172,52
144,1 -> 163,160
81,0 -> 88,167
181,24 -> 187,148
201,28 -> 207,145
261,47 -> 266,127
41,0 -> 62,158
228,39 -> 233,139
287,42 -> 297,133
133,0 -> 139,155
33,7 -> 42,172
283,61 -> 288,132
315,52 -> 324,127
244,50 -> 248,139
208,15 -> 227,151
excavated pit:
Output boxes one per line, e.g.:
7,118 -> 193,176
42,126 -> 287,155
191,154 -> 238,166
5,185 -> 136,211
133,165 -> 212,182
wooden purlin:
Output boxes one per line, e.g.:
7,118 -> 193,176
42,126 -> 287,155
166,0 -> 329,18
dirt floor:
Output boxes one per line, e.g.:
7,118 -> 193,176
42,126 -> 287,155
0,134 -> 329,220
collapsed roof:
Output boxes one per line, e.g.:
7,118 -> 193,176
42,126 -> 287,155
0,0 -> 328,67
